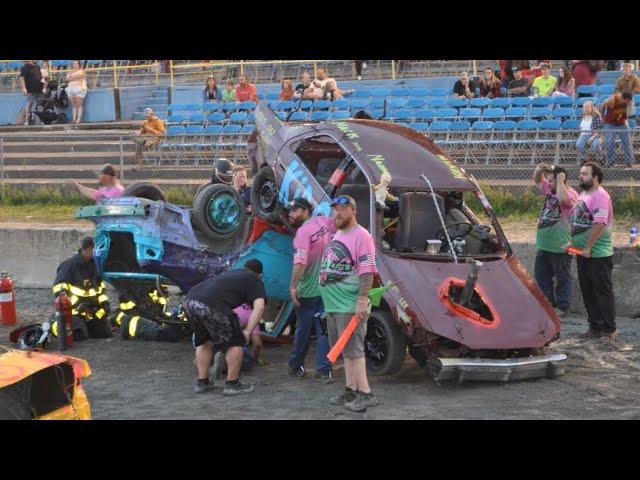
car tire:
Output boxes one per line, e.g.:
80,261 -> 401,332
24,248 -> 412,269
192,183 -> 246,241
250,166 -> 281,223
194,182 -> 210,200
365,309 -> 407,376
122,182 -> 167,202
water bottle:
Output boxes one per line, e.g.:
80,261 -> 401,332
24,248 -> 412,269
630,227 -> 638,246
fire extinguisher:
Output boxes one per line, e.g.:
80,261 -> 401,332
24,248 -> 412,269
0,272 -> 17,327
55,292 -> 73,350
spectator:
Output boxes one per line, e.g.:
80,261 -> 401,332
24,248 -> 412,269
507,66 -> 531,97
599,91 -> 636,167
236,74 -> 258,103
40,60 -> 50,92
453,71 -> 476,99
530,60 -> 552,79
66,60 -> 88,124
478,67 -> 501,98
18,60 -> 42,126
354,60 -> 366,81
279,78 -> 294,100
576,101 -> 603,163
202,75 -> 222,102
566,162 -> 616,340
222,80 -> 236,102
316,68 -> 343,100
551,66 -> 576,98
294,72 -> 312,99
134,107 -> 166,167
231,165 -> 251,215
71,164 -> 124,204
571,60 -> 600,89
615,62 -> 640,95
302,75 -> 325,100
532,63 -> 557,97
533,163 -> 578,317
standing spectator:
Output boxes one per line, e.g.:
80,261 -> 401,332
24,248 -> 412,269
615,62 -> 640,95
40,60 -> 50,92
319,195 -> 379,412
236,74 -> 258,103
279,78 -> 294,100
222,80 -> 236,102
71,164 -> 124,204
533,164 -> 579,317
231,165 -> 251,215
202,75 -> 222,102
576,101 -> 603,163
287,198 -> 335,382
551,65 -> 576,98
599,91 -> 636,167
453,71 -> 476,99
354,61 -> 366,81
66,60 -> 88,124
134,107 -> 166,167
566,162 -> 616,339
294,71 -> 312,99
18,60 -> 42,125
571,60 -> 600,89
507,66 -> 531,97
532,63 -> 557,97
478,67 -> 501,98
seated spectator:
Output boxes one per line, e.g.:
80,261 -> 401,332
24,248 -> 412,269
236,74 -> 258,102
453,71 -> 476,99
532,63 -> 557,97
202,75 -> 222,102
294,72 -> 312,99
315,68 -> 343,100
478,67 -> 502,98
576,101 -> 603,163
222,80 -> 236,102
571,60 -> 600,89
134,108 -> 166,167
529,60 -> 552,79
615,62 -> 640,95
71,164 -> 124,204
302,77 -> 326,101
507,66 -> 531,97
551,66 -> 576,98
279,78 -> 294,100
232,165 -> 252,215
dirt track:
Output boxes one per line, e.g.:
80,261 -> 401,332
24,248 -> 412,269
2,287 -> 639,420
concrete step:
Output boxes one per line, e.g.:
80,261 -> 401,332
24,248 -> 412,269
1,141 -> 135,154
3,178 -> 208,188
0,121 -> 139,134
3,165 -> 213,180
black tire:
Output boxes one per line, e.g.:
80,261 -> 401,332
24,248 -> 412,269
365,309 -> 407,376
194,182 -> 210,200
122,182 -> 166,202
192,183 -> 246,241
250,166 -> 281,223
408,345 -> 428,367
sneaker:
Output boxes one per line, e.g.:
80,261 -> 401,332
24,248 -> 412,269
194,379 -> 213,394
223,381 -> 254,396
289,366 -> 306,378
554,307 -> 570,318
211,351 -> 226,380
314,370 -> 334,384
345,391 -> 380,412
329,387 -> 357,406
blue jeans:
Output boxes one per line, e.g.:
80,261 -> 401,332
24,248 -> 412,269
534,250 -> 573,311
288,296 -> 331,373
576,133 -> 602,162
603,124 -> 635,166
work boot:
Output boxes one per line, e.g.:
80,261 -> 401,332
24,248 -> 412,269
211,351 -> 227,380
554,307 -> 570,318
345,391 -> 380,412
314,370 -> 334,384
329,387 -> 357,406
194,378 -> 213,394
582,328 -> 602,339
602,330 -> 618,341
289,366 -> 306,378
223,381 -> 254,396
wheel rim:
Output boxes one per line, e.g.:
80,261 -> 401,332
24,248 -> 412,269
365,317 -> 388,370
259,180 -> 277,211
206,191 -> 241,234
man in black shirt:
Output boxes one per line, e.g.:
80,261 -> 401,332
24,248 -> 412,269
507,66 -> 531,97
19,61 -> 42,125
183,259 -> 266,395
453,71 -> 476,99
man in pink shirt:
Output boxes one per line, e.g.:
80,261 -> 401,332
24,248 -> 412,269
71,164 -> 124,204
235,74 -> 258,102
287,197 -> 336,381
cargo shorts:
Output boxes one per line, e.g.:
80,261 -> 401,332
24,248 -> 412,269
182,299 -> 245,352
326,312 -> 368,359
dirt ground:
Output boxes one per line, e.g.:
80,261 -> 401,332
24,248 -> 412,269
2,287 -> 639,420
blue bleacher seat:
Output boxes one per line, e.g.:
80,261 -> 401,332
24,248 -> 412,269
187,113 -> 206,124
416,109 -> 437,121
371,109 -> 385,119
577,85 -> 597,97
222,124 -> 242,134
392,109 -> 415,121
371,89 -> 391,98
331,99 -> 350,111
313,100 -> 331,110
222,102 -> 239,112
482,108 -> 504,119
472,120 -> 494,130
562,119 -> 581,130
504,107 -> 528,119
597,84 -> 615,96
276,100 -> 294,111
246,113 -> 255,124
185,125 -> 204,135
489,98 -> 511,109
267,92 -> 280,101
229,112 -> 248,124
257,93 -> 265,101
204,125 -> 223,134
427,98 -> 447,109
350,99 -> 369,110
330,111 -> 350,120
470,98 -> 490,109
576,97 -> 597,107
447,97 -> 468,108
166,125 -> 185,136
552,108 -> 575,119
574,107 -> 583,117
183,104 -> 201,112
390,89 -> 409,97
436,108 -> 458,119
407,98 -> 426,109
409,122 -> 429,131
532,97 -> 553,107
634,94 -> 640,106
354,89 -> 372,98
429,121 -> 452,131
310,111 -> 330,121
516,119 -> 539,130
388,99 -> 407,109
275,111 -> 288,121
204,102 -> 222,113
460,108 -> 482,120
552,96 -> 574,107
299,100 -> 313,110
629,118 -> 637,128
528,107 -> 552,119
430,88 -> 449,97
369,98 -> 386,110
494,120 -> 517,130
511,97 -> 532,107
409,88 -> 430,97
167,113 -> 186,123
449,121 -> 471,131
238,101 -> 257,111
242,124 -> 255,134
539,119 -> 562,130
289,111 -> 309,121
168,103 -> 185,113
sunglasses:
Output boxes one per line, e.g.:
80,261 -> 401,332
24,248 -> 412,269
331,196 -> 352,206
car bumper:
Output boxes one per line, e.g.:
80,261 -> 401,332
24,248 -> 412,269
431,353 -> 567,383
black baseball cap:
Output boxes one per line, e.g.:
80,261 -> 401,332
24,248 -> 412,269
99,164 -> 117,177
330,195 -> 357,209
286,197 -> 313,212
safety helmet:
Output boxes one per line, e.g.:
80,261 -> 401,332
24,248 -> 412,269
213,158 -> 235,184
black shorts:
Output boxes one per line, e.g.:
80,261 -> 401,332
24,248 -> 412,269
182,299 -> 245,352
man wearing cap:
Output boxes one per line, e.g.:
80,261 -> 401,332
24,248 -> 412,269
287,197 -> 336,381
134,107 -> 166,167
615,62 -> 640,96
507,66 -> 531,97
532,63 -> 557,97
71,164 -> 124,204
319,195 -> 379,412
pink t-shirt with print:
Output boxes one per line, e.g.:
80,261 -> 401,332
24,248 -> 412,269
93,184 -> 124,204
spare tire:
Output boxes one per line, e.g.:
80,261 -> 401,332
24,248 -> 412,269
192,183 -> 246,241
122,182 -> 166,202
250,166 -> 281,223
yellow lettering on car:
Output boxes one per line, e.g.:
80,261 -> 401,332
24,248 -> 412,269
334,122 -> 360,139
436,154 -> 466,180
367,154 -> 390,176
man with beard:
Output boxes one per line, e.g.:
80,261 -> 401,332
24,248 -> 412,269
533,163 -> 578,317
319,195 -> 379,412
287,197 -> 336,381
564,162 -> 617,339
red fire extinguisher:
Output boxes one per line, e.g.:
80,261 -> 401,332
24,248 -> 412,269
0,272 -> 17,327
55,292 -> 73,350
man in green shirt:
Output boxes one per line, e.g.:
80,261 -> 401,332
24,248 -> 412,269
532,63 -> 557,97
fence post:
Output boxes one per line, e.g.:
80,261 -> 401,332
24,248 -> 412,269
119,136 -> 125,182
113,60 -> 118,89
391,60 -> 396,80
240,60 -> 244,76
313,62 -> 317,78
472,60 -> 477,77
0,138 -> 4,201
169,60 -> 174,89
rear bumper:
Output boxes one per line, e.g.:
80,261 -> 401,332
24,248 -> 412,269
432,353 -> 567,383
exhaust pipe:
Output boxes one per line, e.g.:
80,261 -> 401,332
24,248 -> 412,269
457,259 -> 482,308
